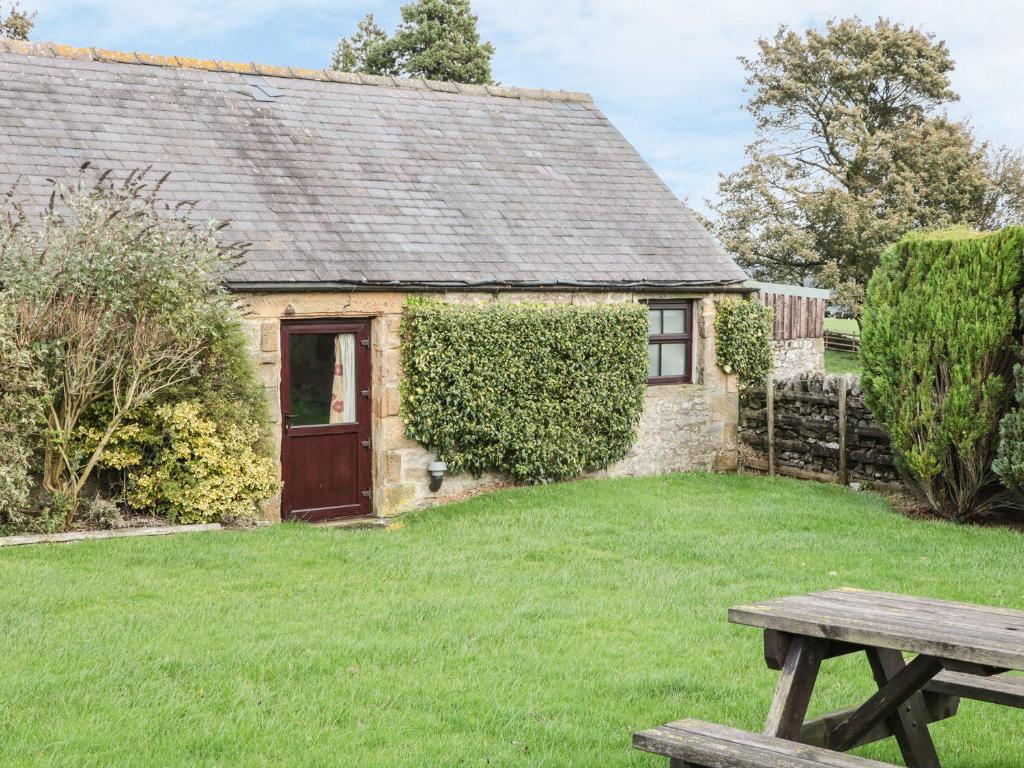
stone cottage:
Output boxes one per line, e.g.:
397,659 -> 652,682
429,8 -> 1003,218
0,40 -> 751,521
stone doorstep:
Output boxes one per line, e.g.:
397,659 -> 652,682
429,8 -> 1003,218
0,522 -> 223,548
309,515 -> 391,530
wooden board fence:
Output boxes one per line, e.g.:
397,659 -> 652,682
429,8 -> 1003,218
759,292 -> 826,341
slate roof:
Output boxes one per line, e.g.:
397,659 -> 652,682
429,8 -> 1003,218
0,40 -> 748,290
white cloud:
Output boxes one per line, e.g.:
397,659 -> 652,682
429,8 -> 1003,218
28,0 -> 1024,210
476,0 -> 1024,210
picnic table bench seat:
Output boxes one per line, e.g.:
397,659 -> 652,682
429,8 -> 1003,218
634,719 -> 897,768
927,670 -> 1024,709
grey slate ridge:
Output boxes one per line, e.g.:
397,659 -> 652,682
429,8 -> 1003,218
0,41 -> 748,290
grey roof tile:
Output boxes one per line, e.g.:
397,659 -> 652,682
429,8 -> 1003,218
0,42 -> 747,289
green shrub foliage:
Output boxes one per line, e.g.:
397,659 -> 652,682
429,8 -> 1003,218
714,298 -> 774,388
400,298 -> 648,482
0,308 -> 47,530
101,401 -> 279,525
0,168 -> 276,529
993,364 -> 1024,498
90,319 -> 278,523
861,226 -> 1024,520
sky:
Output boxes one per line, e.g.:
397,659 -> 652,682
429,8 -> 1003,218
25,0 -> 1024,214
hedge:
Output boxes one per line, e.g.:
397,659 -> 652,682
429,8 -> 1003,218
713,298 -> 774,388
399,298 -> 648,483
860,226 -> 1024,520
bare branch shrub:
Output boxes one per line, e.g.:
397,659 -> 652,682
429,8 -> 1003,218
0,166 -> 246,527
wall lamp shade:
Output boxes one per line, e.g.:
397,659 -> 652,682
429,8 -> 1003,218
427,461 -> 448,492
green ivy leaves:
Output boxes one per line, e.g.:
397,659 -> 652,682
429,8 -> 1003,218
713,299 -> 774,388
399,298 -> 648,483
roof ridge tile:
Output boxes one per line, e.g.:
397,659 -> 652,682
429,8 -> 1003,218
0,37 -> 593,103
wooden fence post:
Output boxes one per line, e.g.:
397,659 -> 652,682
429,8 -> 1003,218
766,372 -> 775,476
837,374 -> 849,486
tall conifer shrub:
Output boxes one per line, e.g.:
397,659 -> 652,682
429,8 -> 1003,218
860,226 -> 1024,520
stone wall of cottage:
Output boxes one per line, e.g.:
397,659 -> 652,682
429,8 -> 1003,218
772,338 -> 825,378
236,290 -> 741,520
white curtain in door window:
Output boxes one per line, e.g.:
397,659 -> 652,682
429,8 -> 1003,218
329,334 -> 356,424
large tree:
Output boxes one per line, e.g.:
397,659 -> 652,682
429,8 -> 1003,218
331,13 -> 396,75
331,0 -> 495,84
708,17 -> 1024,316
1,2 -> 34,39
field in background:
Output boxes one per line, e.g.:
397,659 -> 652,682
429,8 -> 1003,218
824,317 -> 860,336
825,349 -> 862,375
823,317 -> 862,374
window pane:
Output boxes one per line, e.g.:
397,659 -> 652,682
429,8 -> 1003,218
663,308 -> 686,334
289,333 -> 357,426
648,309 -> 662,335
648,343 -> 660,377
660,343 -> 687,377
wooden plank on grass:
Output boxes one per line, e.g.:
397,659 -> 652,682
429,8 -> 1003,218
634,719 -> 899,767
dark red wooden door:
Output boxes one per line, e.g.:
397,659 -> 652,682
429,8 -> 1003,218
280,319 -> 372,520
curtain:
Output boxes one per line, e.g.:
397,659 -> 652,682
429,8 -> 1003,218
329,333 -> 356,424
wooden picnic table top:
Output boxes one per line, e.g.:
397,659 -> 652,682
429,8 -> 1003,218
729,587 -> 1024,672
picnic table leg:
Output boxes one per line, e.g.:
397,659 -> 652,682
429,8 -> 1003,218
826,650 -> 943,767
867,648 -> 942,768
763,636 -> 827,739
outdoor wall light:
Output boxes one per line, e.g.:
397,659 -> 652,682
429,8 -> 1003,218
427,461 -> 448,492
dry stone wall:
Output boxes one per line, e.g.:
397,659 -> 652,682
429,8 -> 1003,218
739,372 -> 899,485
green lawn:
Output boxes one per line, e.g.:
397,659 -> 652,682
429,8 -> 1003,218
823,317 -> 862,374
1,474 -> 1021,767
825,348 -> 862,375
824,317 -> 860,336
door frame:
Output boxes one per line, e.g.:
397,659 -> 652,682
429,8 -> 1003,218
279,318 -> 373,521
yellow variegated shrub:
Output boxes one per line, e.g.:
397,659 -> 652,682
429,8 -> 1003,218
119,401 -> 279,524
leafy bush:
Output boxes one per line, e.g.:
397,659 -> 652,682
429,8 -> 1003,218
400,298 -> 648,482
0,308 -> 46,529
82,495 -> 124,530
84,313 -> 274,523
110,401 -> 279,524
714,298 -> 774,387
0,168 -> 275,529
861,226 -> 1024,520
994,365 -> 1024,499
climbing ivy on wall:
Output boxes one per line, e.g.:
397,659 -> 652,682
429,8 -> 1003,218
400,298 -> 648,483
714,298 -> 774,388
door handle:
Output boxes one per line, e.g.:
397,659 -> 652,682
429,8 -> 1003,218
282,411 -> 293,432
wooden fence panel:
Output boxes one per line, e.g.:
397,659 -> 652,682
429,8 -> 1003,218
757,290 -> 826,341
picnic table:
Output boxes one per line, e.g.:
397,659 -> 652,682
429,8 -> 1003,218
727,587 -> 1024,767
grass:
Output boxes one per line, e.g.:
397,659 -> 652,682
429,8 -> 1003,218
825,348 -> 862,375
1,473 -> 1022,767
824,317 -> 860,336
823,318 -> 862,374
